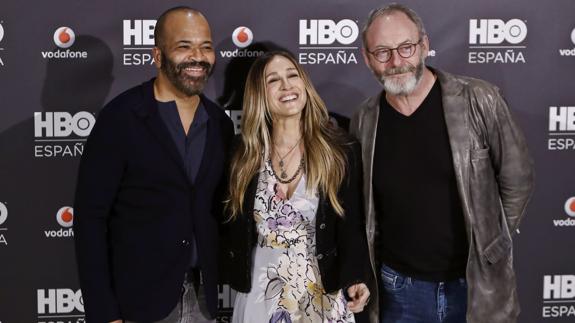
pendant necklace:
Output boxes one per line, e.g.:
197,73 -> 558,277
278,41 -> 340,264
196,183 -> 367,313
273,137 -> 302,179
269,156 -> 305,184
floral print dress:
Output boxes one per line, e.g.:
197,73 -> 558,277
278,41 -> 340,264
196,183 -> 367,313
232,160 -> 354,323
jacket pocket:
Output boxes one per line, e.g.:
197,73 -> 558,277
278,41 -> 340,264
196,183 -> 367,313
483,233 -> 511,264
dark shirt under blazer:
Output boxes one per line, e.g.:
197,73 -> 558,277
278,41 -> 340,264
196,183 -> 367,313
158,100 -> 209,267
220,138 -> 371,295
74,78 -> 234,323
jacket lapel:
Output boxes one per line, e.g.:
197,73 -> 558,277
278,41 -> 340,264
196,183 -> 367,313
435,69 -> 472,231
194,95 -> 223,187
194,118 -> 217,186
436,69 -> 470,182
362,93 -> 381,198
133,79 -> 188,183
361,93 -> 381,245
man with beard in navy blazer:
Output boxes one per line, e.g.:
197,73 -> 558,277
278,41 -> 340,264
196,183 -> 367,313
74,7 -> 234,323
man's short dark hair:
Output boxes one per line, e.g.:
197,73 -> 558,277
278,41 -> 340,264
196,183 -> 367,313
154,6 -> 201,49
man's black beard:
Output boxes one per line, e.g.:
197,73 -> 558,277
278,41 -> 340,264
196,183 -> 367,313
160,52 -> 212,97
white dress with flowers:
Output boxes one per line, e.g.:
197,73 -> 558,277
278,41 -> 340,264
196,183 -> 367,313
232,160 -> 354,323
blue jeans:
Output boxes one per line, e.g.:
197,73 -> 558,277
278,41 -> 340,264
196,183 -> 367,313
379,264 -> 467,323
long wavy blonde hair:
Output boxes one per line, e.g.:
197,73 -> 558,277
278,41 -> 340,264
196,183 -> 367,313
227,51 -> 348,219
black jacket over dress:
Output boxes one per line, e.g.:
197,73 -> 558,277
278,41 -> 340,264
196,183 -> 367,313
73,79 -> 234,323
220,139 -> 371,295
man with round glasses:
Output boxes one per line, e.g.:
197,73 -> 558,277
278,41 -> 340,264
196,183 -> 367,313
351,3 -> 534,323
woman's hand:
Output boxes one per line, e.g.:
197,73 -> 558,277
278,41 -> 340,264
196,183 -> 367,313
346,283 -> 370,313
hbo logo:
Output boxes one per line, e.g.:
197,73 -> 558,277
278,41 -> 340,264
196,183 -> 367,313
37,289 -> 84,314
544,275 -> 575,300
299,19 -> 359,45
469,19 -> 527,44
34,111 -> 95,138
123,19 -> 156,46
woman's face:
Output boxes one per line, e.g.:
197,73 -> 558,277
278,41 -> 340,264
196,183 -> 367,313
264,55 -> 307,121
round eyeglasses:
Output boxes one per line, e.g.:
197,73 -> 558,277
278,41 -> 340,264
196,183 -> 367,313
367,39 -> 422,63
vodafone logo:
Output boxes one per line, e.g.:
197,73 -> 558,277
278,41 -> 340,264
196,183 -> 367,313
558,28 -> 575,57
42,26 -> 86,59
571,28 -> 575,45
0,202 -> 7,226
53,27 -> 75,49
0,23 -> 4,42
220,26 -> 262,58
565,197 -> 575,217
56,206 -> 74,227
232,26 -> 253,48
553,197 -> 575,227
45,206 -> 74,238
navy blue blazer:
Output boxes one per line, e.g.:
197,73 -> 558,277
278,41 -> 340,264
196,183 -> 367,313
74,78 -> 234,323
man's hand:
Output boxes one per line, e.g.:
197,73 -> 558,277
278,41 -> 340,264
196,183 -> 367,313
109,320 -> 122,323
346,283 -> 370,313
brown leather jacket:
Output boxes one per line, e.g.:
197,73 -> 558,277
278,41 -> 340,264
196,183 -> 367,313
350,67 -> 534,323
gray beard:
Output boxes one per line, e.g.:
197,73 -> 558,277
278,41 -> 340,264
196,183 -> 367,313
378,57 -> 425,96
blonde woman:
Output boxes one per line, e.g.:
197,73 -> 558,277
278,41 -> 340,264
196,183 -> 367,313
221,51 -> 371,322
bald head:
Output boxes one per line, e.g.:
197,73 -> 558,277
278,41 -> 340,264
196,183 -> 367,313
151,6 -> 215,98
154,7 -> 209,50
